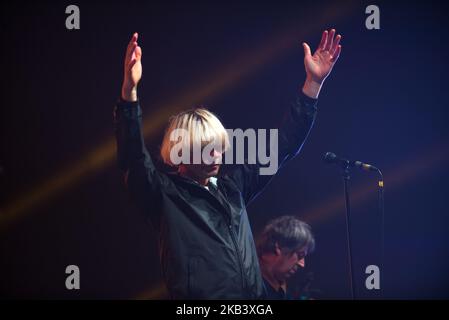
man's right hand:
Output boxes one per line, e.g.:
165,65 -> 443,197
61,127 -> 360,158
121,32 -> 142,102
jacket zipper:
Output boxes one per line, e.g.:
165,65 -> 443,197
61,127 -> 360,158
219,185 -> 247,294
228,222 -> 246,293
184,177 -> 248,295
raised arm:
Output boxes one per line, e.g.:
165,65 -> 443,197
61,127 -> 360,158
114,33 -> 162,216
281,28 -> 342,158
115,32 -> 148,171
302,29 -> 342,98
121,33 -> 142,102
227,29 -> 342,205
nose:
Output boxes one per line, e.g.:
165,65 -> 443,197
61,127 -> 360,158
210,149 -> 222,162
297,258 -> 305,268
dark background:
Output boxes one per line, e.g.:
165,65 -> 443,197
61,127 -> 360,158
1,0 -> 448,299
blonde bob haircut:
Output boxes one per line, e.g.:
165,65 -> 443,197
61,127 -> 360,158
160,108 -> 230,167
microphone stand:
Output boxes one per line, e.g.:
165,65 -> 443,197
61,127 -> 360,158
325,152 -> 384,299
377,169 -> 384,293
341,161 -> 355,300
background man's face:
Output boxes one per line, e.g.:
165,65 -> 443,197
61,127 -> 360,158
275,247 -> 307,281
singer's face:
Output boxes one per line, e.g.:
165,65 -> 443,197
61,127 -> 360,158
182,163 -> 221,180
275,247 -> 307,281
179,147 -> 223,182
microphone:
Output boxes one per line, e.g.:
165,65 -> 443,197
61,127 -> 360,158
323,152 -> 379,172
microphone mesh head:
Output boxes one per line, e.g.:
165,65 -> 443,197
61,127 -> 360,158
323,152 -> 336,163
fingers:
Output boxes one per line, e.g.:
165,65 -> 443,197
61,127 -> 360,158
324,29 -> 335,51
134,46 -> 142,61
317,29 -> 340,54
128,32 -> 138,47
318,30 -> 327,51
330,45 -> 342,63
127,46 -> 142,70
126,43 -> 137,63
303,42 -> 312,57
331,34 -> 341,56
128,58 -> 137,70
317,28 -> 342,63
125,32 -> 139,62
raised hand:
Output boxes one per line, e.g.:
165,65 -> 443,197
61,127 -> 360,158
303,29 -> 341,85
121,32 -> 142,102
301,29 -> 342,98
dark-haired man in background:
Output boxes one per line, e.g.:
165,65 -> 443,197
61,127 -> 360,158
257,216 -> 316,299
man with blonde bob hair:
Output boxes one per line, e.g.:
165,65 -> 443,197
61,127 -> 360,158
115,29 -> 342,299
160,108 -> 230,182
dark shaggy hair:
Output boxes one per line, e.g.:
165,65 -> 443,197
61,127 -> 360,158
257,216 -> 315,256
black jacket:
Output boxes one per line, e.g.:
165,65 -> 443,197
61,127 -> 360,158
114,92 -> 317,299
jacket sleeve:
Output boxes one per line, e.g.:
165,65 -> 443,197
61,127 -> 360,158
114,98 -> 162,216
226,91 -> 318,206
